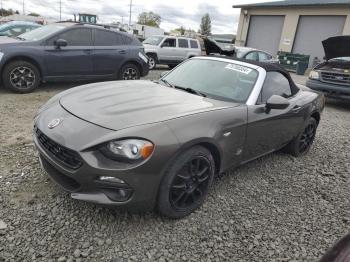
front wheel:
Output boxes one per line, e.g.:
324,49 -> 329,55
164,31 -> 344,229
3,60 -> 40,93
120,63 -> 140,80
147,54 -> 157,70
157,146 -> 215,219
283,117 -> 318,157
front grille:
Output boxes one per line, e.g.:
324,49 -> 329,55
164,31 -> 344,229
321,71 -> 350,86
36,128 -> 83,169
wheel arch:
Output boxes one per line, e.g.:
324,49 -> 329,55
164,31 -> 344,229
2,55 -> 43,78
146,52 -> 158,62
119,60 -> 143,77
311,111 -> 321,126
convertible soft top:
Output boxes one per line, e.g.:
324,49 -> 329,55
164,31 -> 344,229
208,55 -> 300,95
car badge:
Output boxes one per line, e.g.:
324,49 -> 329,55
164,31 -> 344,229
48,118 -> 62,129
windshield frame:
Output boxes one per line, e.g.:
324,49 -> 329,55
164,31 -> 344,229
161,57 -> 265,104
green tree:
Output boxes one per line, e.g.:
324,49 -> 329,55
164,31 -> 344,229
200,13 -> 211,36
28,12 -> 40,17
137,11 -> 161,28
0,8 -> 15,17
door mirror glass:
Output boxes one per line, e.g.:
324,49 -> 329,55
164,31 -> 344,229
266,95 -> 289,110
54,39 -> 68,48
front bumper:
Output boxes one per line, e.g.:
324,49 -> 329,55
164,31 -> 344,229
306,79 -> 350,99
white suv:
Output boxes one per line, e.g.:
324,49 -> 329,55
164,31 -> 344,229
143,36 -> 202,69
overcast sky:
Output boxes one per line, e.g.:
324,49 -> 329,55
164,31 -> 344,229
2,0 -> 275,34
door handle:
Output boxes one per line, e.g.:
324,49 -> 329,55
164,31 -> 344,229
292,105 -> 302,113
118,50 -> 126,54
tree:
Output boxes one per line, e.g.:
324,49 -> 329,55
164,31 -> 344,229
28,12 -> 40,17
137,12 -> 161,28
200,13 -> 211,36
0,8 -> 15,17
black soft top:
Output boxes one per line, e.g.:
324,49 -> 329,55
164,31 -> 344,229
207,55 -> 300,95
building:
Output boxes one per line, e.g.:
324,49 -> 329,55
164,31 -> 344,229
132,24 -> 165,40
233,0 -> 350,65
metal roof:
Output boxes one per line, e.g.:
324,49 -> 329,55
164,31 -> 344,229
233,0 -> 350,8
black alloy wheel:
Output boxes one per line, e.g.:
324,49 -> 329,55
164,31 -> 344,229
170,156 -> 211,210
120,63 -> 140,80
298,121 -> 316,154
3,60 -> 40,93
157,146 -> 215,219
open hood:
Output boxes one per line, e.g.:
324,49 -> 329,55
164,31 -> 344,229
322,36 -> 350,60
203,37 -> 235,56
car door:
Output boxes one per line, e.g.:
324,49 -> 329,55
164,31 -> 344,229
158,37 -> 178,62
44,28 -> 94,78
91,29 -> 127,76
177,38 -> 190,60
242,72 -> 306,162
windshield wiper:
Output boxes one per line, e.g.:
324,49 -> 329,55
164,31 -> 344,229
173,86 -> 207,97
159,78 -> 175,88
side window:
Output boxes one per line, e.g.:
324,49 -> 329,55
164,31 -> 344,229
260,72 -> 292,103
258,52 -> 270,62
48,28 -> 92,46
178,39 -> 189,48
95,29 -> 119,46
245,52 -> 259,61
190,40 -> 199,49
162,38 -> 176,48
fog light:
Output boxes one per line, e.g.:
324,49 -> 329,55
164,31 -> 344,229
98,176 -> 125,184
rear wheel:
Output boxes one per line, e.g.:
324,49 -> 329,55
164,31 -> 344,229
283,117 -> 317,157
158,146 -> 215,219
120,63 -> 140,80
3,60 -> 40,93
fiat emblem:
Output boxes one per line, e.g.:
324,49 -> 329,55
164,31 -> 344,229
48,118 -> 61,129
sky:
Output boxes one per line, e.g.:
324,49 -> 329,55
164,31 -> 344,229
2,0 -> 276,34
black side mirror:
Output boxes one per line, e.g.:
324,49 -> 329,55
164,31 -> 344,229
266,95 -> 289,111
54,39 -> 67,48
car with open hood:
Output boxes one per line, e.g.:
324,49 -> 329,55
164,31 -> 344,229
307,35 -> 350,99
33,56 -> 324,218
203,37 -> 279,63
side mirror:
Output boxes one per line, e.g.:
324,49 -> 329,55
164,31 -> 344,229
266,95 -> 289,111
160,71 -> 169,78
54,39 -> 67,48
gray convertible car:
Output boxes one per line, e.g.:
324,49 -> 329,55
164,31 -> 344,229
33,56 -> 325,218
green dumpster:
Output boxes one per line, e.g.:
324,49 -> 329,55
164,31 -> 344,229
277,52 -> 310,72
296,61 -> 308,75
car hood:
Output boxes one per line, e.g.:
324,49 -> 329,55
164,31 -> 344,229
322,36 -> 350,60
203,37 -> 235,56
59,80 -> 237,131
0,36 -> 21,44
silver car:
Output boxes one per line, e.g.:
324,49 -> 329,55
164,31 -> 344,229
143,35 -> 202,69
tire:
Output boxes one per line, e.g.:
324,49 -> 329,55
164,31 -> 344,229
119,63 -> 141,80
283,117 -> 318,157
3,60 -> 40,93
157,146 -> 215,219
147,54 -> 157,70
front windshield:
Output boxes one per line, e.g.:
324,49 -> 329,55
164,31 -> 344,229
0,23 -> 11,32
143,36 -> 164,46
19,24 -> 67,41
162,59 -> 259,103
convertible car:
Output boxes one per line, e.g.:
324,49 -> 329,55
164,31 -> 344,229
33,56 -> 324,218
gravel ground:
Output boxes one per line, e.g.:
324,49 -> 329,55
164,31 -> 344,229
0,69 -> 350,262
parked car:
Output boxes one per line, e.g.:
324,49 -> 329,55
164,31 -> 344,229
0,22 -> 149,93
143,35 -> 201,69
0,21 -> 40,37
307,35 -> 350,100
203,37 -> 279,63
33,56 -> 324,218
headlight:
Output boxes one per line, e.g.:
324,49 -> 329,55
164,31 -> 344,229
101,139 -> 154,163
309,70 -> 320,80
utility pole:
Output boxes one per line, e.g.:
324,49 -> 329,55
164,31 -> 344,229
22,0 -> 25,15
129,0 -> 132,26
59,0 -> 62,21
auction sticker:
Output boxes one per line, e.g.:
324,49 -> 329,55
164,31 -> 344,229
225,64 -> 252,74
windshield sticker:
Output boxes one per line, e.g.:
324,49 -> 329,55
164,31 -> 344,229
225,64 -> 252,74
